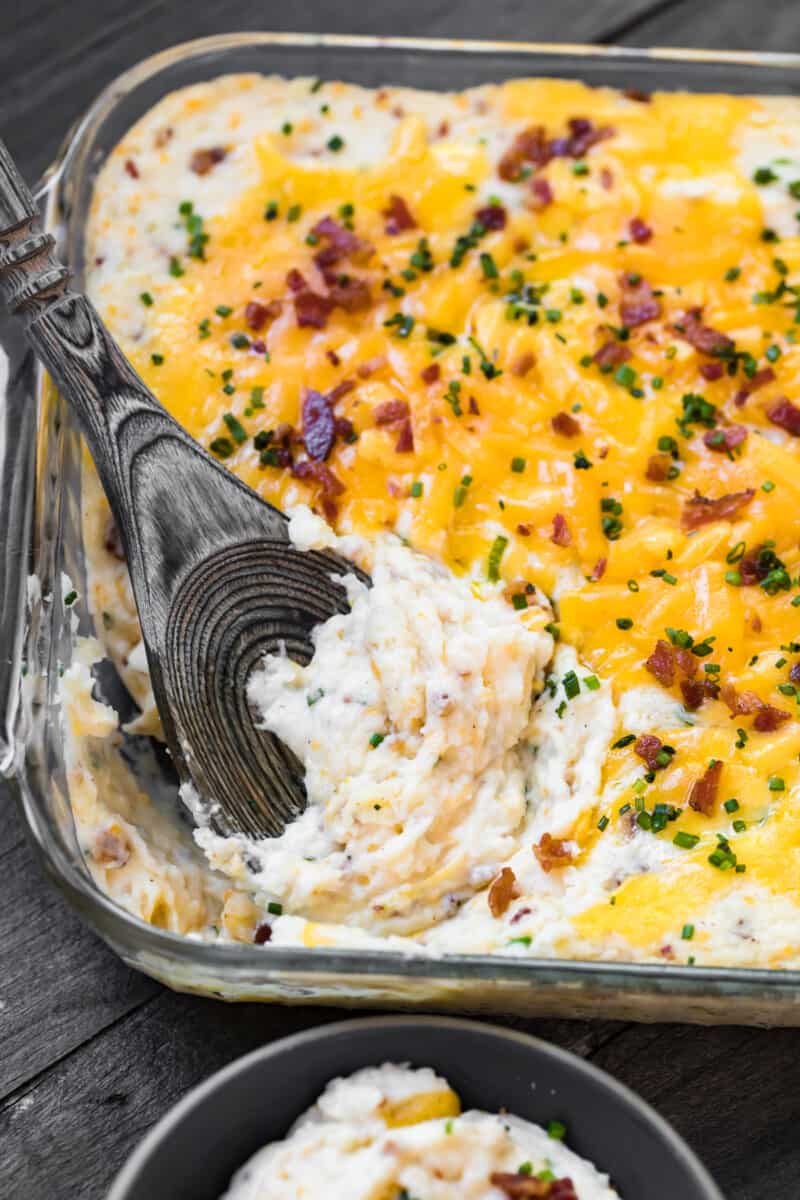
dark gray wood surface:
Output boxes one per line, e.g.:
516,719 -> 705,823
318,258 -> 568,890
4,3 -> 800,1196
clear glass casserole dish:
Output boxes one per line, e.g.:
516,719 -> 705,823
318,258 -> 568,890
5,31 -> 800,1022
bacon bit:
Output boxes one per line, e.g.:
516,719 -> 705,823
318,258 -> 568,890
754,704 -> 792,732
699,361 -> 724,382
286,269 -> 307,293
93,829 -> 130,869
104,515 -> 126,561
293,289 -> 333,329
302,389 -> 335,461
629,217 -> 652,243
244,299 -> 281,332
646,639 -> 676,687
513,235 -> 530,254
153,126 -> 173,148
382,194 -> 416,234
498,125 -> 550,180
688,759 -> 723,816
190,146 -> 226,175
767,396 -> 800,436
254,922 -> 272,945
674,648 -> 697,678
646,452 -> 673,482
334,416 -> 355,441
528,178 -> 554,210
734,366 -> 775,406
491,1173 -> 577,1200
311,216 -> 372,269
634,734 -> 664,771
533,833 -> 574,872
468,396 -> 480,416
437,119 -> 450,138
703,424 -> 748,453
488,867 -> 518,917
551,410 -> 581,437
326,379 -> 355,405
750,612 -> 762,633
590,557 -> 607,581
374,399 -> 409,426
551,513 -> 571,546
510,906 -> 532,925
790,663 -> 800,685
618,272 -> 661,327
324,272 -> 372,313
681,676 -> 720,711
557,116 -> 615,158
660,944 -> 676,961
511,351 -> 536,377
291,459 -> 345,496
600,166 -> 614,190
681,488 -> 755,531
394,420 -> 414,453
674,307 -> 734,356
624,87 -> 652,102
124,159 -> 139,179
421,362 -> 440,384
357,355 -> 386,379
593,339 -> 631,368
516,523 -> 531,536
475,203 -> 507,230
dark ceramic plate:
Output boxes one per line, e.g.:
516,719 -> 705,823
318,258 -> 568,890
107,1016 -> 723,1200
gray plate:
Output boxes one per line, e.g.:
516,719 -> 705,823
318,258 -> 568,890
107,1016 -> 724,1199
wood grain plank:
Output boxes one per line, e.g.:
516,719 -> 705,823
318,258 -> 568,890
0,795 -> 160,1101
618,0 -> 800,50
0,0 -> 666,180
0,988 -> 622,1200
589,1023 -> 800,1200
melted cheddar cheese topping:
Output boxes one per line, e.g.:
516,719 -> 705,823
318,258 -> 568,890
86,74 -> 800,964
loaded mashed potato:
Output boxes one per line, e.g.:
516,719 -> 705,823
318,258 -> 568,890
69,72 -> 800,966
220,1064 -> 619,1200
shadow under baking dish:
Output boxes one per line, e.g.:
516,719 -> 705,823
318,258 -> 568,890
107,1016 -> 723,1200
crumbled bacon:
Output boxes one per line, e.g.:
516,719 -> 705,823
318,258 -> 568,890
550,513 -> 571,546
420,362 -> 440,384
491,1172 -> 577,1200
600,166 -> 614,190
720,682 -> 790,730
516,523 -> 531,537
334,416 -> 355,442
529,177 -> 554,210
618,272 -> 661,327
254,922 -> 272,945
244,299 -> 281,332
681,676 -> 720,711
534,833 -> 574,872
634,734 -> 664,771
593,339 -> 631,368
739,544 -> 771,586
766,396 -> 800,436
488,867 -> 518,917
511,351 -> 536,377
374,399 -> 410,426
190,146 -> 226,175
124,159 -> 139,179
699,361 -> 724,382
302,389 -> 335,461
551,410 -> 581,437
311,216 -> 372,269
790,663 -> 800,685
646,639 -> 677,687
293,289 -> 334,329
629,217 -> 652,243
394,420 -> 415,453
590,557 -> 607,581
646,452 -> 673,482
382,194 -> 416,234
468,396 -> 480,416
702,424 -> 747,453
687,759 -> 723,816
291,460 -> 345,521
498,118 -> 613,181
104,515 -> 126,561
475,203 -> 507,230
326,349 -> 341,367
327,378 -> 355,405
286,269 -> 307,293
753,704 -> 792,732
734,366 -> 775,406
323,272 -> 372,313
93,829 -> 130,869
154,126 -> 173,148
624,88 -> 652,103
681,488 -> 755,531
555,116 -> 614,158
674,307 -> 734,356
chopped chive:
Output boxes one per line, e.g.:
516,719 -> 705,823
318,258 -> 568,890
616,617 -> 633,630
510,456 -> 526,473
674,831 -> 700,849
487,535 -> 509,582
267,901 -> 283,915
681,924 -> 695,940
139,291 -> 154,306
223,413 -> 247,445
369,732 -> 385,749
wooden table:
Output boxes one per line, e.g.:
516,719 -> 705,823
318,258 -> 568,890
4,3 -> 800,1196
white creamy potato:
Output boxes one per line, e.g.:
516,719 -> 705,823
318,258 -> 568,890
198,510 -> 555,934
222,1065 -> 620,1200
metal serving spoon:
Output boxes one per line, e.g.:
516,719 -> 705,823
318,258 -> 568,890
0,138 -> 363,839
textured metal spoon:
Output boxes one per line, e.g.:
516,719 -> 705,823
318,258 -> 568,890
0,138 -> 363,838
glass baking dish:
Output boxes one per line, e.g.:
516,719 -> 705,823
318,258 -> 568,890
5,31 -> 800,1023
